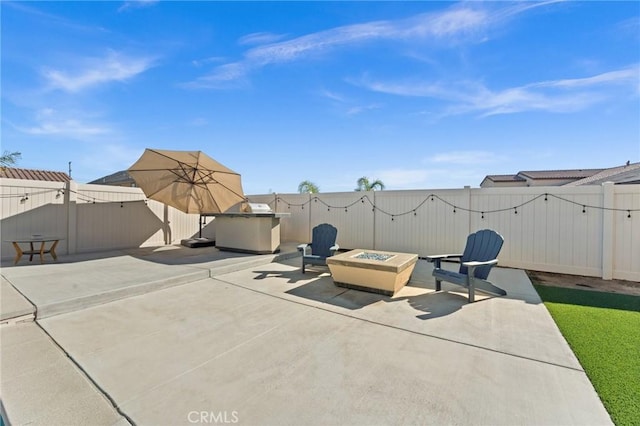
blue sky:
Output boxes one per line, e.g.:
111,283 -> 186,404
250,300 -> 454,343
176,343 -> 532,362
2,1 -> 639,194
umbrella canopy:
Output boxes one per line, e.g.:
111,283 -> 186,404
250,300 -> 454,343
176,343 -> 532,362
128,148 -> 245,214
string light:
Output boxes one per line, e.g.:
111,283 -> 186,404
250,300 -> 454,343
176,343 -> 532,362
6,187 -> 636,217
273,192 -> 639,219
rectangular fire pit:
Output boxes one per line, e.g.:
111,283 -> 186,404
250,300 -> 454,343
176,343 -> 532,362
326,249 -> 418,296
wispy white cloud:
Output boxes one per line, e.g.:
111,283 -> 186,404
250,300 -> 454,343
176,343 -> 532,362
183,62 -> 249,89
530,67 -> 639,89
317,89 -> 382,116
13,108 -> 111,138
118,0 -> 159,13
238,32 -> 287,46
186,2 -> 543,89
5,1 -> 110,34
191,56 -> 226,67
427,150 -> 507,165
346,103 -> 382,116
42,50 -> 156,92
319,89 -> 348,103
358,65 -> 640,117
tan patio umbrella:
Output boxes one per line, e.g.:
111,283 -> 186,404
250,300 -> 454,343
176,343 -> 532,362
128,148 -> 246,214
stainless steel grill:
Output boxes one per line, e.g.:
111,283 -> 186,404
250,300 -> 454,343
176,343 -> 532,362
241,202 -> 272,213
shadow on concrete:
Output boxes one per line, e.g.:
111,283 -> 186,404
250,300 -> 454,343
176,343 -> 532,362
249,266 -> 389,311
393,291 -> 467,319
251,268 -> 309,284
285,277 -> 387,310
125,245 -> 250,266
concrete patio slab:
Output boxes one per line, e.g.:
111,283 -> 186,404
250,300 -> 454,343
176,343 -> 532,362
0,322 -> 129,426
222,258 -> 583,369
1,244 -> 298,319
1,276 -> 35,323
34,258 -> 611,425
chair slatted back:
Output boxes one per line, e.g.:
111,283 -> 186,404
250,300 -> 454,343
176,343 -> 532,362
459,229 -> 504,279
311,224 -> 338,257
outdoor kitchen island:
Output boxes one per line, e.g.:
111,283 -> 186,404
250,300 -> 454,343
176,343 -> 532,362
214,203 -> 289,254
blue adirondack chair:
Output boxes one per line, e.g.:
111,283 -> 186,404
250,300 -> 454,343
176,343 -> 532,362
426,229 -> 506,302
297,223 -> 339,273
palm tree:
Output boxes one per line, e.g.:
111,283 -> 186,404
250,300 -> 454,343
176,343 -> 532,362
0,151 -> 21,169
298,180 -> 320,194
355,176 -> 385,191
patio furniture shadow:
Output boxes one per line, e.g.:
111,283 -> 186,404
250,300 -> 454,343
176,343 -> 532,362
289,280 -> 387,310
252,268 -> 386,310
252,268 -> 311,284
391,290 -> 468,320
252,267 -> 471,316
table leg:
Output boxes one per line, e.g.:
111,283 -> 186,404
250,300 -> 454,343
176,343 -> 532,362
28,242 -> 35,262
50,240 -> 59,261
12,242 -> 23,265
39,241 -> 46,263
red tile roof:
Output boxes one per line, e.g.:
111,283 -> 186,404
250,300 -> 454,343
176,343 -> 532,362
0,167 -> 70,182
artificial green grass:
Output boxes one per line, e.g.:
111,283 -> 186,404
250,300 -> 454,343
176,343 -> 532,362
533,284 -> 640,426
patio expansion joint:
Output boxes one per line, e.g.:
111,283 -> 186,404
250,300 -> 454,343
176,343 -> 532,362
214,276 -> 587,374
32,319 -> 135,426
1,274 -> 38,320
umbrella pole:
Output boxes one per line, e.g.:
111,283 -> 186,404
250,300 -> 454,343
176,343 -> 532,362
199,215 -> 203,238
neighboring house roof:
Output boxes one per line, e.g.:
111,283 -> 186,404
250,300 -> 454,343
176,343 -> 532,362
483,174 -> 526,182
480,174 -> 526,186
567,162 -> 640,186
517,169 -> 604,180
88,170 -> 136,186
0,167 -> 70,182
481,163 -> 640,187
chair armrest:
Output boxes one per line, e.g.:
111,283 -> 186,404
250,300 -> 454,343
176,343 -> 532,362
297,243 -> 310,255
462,259 -> 498,268
463,259 -> 498,281
425,254 -> 463,262
329,244 -> 339,255
426,254 -> 462,269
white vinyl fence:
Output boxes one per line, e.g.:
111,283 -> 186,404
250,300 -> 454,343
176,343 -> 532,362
264,183 -> 639,281
1,178 -> 638,281
0,179 -> 206,257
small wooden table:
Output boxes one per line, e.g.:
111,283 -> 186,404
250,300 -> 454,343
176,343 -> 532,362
327,249 -> 418,296
8,237 -> 62,265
